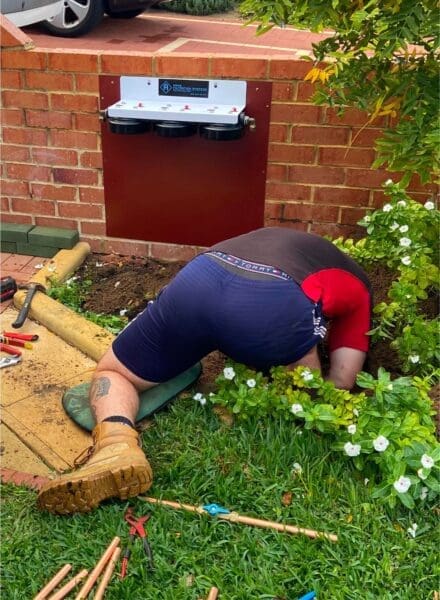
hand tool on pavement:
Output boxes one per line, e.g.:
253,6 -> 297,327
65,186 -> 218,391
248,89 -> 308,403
93,546 -> 121,600
12,282 -> 46,329
120,507 -> 154,578
33,564 -> 72,600
0,342 -> 22,356
0,276 -> 17,302
74,536 -> 120,600
0,335 -> 33,349
141,498 -> 338,542
3,330 -> 39,341
0,354 -> 22,368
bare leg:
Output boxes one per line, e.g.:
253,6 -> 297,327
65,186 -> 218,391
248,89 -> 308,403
286,345 -> 322,373
90,347 -> 158,425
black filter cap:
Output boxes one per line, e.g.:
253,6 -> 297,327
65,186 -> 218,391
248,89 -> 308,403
154,121 -> 197,138
108,118 -> 150,135
200,123 -> 245,141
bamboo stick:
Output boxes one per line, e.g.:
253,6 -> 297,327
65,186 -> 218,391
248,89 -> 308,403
74,536 -> 120,600
93,546 -> 121,600
47,570 -> 88,600
207,586 -> 219,600
141,497 -> 338,542
34,564 -> 72,600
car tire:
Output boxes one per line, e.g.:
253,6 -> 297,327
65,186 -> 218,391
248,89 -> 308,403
42,0 -> 105,37
105,9 -> 146,18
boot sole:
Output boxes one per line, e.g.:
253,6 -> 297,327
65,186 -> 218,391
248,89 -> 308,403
37,462 -> 152,515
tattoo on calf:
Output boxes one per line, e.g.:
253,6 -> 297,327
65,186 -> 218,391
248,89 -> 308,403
90,377 -> 111,402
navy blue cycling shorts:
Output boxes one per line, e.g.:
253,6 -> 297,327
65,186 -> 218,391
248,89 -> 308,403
112,253 -> 326,382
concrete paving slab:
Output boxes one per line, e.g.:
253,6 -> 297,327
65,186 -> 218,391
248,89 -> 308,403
0,423 -> 52,477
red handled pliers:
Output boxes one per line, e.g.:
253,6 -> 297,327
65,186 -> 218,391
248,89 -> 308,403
120,508 -> 154,578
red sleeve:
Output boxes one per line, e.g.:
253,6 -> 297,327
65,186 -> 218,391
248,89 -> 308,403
301,269 -> 371,352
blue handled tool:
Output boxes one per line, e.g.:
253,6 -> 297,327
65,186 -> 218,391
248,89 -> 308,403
298,592 -> 316,600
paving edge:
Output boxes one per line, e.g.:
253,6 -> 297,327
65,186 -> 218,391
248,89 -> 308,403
12,242 -> 115,362
1,467 -> 50,491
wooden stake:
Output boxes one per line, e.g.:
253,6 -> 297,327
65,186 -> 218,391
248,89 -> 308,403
93,546 -> 121,600
47,569 -> 88,600
33,564 -> 72,600
207,586 -> 219,600
74,536 -> 120,600
141,497 -> 338,542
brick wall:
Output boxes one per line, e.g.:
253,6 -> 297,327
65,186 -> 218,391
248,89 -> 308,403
0,16 -> 435,260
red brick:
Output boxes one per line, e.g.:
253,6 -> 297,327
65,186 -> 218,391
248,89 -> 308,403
0,213 -> 32,224
80,151 -> 103,169
325,107 -> 386,128
31,183 -> 76,201
7,163 -> 51,182
25,109 -> 72,129
11,198 -> 55,215
25,71 -> 74,91
288,165 -> 345,185
211,57 -> 267,78
79,187 -> 105,204
407,174 -> 438,194
268,144 -> 315,164
296,81 -> 315,102
80,221 -> 106,235
311,205 -> 340,222
2,144 -> 30,161
269,123 -> 289,143
1,197 -> 10,211
269,59 -> 310,80
51,130 -> 98,150
292,125 -> 349,146
345,168 -> 391,189
154,55 -> 209,77
101,53 -> 153,75
310,223 -> 358,238
271,82 -> 294,101
32,147 -> 78,166
58,202 -> 102,219
0,15 -> 33,48
3,127 -> 48,145
51,93 -> 98,113
315,186 -> 370,207
266,182 -> 311,201
35,216 -> 78,229
53,168 -> 98,186
283,203 -> 314,221
1,180 -> 29,196
267,164 -> 287,181
74,113 -> 101,132
264,202 -> 283,220
0,108 -> 24,126
340,207 -> 368,225
0,50 -> 47,70
319,147 -> 375,168
1,70 -> 22,88
150,243 -> 198,262
271,103 -> 321,124
2,90 -> 48,110
350,127 -> 382,147
48,51 -> 98,73
83,236 -> 150,257
75,73 -> 99,93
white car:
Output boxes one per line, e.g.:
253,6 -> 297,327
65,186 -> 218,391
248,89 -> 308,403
1,0 -> 64,28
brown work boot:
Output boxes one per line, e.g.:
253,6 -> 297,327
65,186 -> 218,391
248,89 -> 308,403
37,422 -> 153,515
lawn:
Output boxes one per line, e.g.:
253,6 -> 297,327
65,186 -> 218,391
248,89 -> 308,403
1,395 -> 439,599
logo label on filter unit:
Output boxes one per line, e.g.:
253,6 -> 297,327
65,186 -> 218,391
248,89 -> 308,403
158,79 -> 209,98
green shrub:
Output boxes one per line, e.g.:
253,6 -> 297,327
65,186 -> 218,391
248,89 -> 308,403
163,0 -> 237,16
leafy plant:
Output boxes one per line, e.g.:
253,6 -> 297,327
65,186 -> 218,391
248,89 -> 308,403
164,0 -> 237,16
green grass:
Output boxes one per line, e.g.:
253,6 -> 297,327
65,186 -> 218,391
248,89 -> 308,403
1,396 -> 439,599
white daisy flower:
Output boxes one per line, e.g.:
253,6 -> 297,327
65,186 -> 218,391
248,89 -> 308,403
291,403 -> 303,415
399,237 -> 411,247
399,225 -> 409,233
421,454 -> 434,469
301,369 -> 314,382
193,392 -> 207,406
397,200 -> 406,207
407,523 -> 418,538
424,200 -> 435,210
344,442 -> 361,457
223,367 -> 236,380
382,203 -> 393,212
373,435 -> 389,452
390,222 -> 400,231
420,487 -> 429,500
417,468 -> 428,480
347,424 -> 357,435
401,256 -> 411,266
384,179 -> 393,186
393,476 -> 411,494
246,379 -> 256,388
409,355 -> 420,364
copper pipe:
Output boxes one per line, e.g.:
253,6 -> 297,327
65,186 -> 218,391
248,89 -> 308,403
47,570 -> 88,600
33,564 -> 72,600
207,586 -> 219,600
93,546 -> 121,600
74,536 -> 120,600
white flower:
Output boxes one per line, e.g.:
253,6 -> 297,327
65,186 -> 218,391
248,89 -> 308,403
301,369 -> 314,382
223,367 -> 236,380
421,454 -> 434,469
193,392 -> 206,406
296,430 -> 303,436
399,225 -> 409,233
347,424 -> 357,435
363,215 -> 371,222
373,435 -> 390,452
397,200 -> 406,207
407,523 -> 418,538
424,200 -> 435,210
417,468 -> 428,480
364,478 -> 369,485
420,487 -> 429,500
246,379 -> 256,388
385,179 -> 393,186
390,222 -> 400,231
353,408 -> 359,417
409,355 -> 420,364
119,308 -> 128,316
393,476 -> 411,494
291,403 -> 303,415
292,462 -> 303,474
401,256 -> 411,266
383,203 -> 393,212
399,237 -> 411,247
344,442 -> 361,457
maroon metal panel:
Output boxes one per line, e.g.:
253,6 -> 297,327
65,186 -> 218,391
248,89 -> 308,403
100,76 -> 272,247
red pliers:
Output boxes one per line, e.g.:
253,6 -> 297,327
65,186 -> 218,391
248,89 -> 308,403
120,508 -> 154,578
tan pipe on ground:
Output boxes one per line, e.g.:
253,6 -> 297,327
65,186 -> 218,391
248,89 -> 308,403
12,242 -> 114,362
